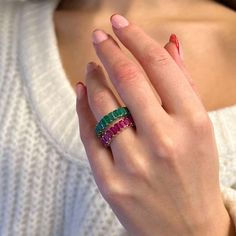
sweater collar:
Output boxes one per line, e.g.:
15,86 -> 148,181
19,0 -> 89,168
19,0 -> 236,166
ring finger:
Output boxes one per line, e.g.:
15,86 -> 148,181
85,61 -> 136,165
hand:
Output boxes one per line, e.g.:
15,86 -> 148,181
76,14 -> 232,236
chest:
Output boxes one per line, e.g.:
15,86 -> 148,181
128,20 -> 236,112
57,21 -> 236,112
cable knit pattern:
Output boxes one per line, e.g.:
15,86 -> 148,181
0,0 -> 235,235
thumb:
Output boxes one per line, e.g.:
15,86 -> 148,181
164,34 -> 202,101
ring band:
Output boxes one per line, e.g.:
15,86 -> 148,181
100,114 -> 135,148
95,107 -> 131,137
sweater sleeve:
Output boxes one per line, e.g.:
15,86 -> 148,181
220,184 -> 236,229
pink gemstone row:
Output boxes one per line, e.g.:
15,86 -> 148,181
100,115 -> 135,147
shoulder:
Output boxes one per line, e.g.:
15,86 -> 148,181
0,1 -> 24,15
0,0 -> 22,55
0,2 -> 24,77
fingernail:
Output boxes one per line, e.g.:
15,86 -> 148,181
76,82 -> 85,100
169,34 -> 184,60
110,14 -> 129,29
86,61 -> 97,74
92,29 -> 108,44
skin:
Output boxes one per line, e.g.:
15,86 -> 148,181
75,16 -> 236,235
54,0 -> 236,111
54,0 -> 236,235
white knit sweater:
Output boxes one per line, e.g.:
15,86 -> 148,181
0,0 -> 236,235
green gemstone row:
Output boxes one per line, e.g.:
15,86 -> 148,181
96,107 -> 130,137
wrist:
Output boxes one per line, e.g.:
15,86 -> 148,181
219,208 -> 236,236
192,204 -> 236,236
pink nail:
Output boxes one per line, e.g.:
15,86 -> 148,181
110,14 -> 129,29
92,29 -> 108,44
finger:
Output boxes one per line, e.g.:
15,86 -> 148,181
91,29 -> 168,135
84,61 -> 136,165
110,14 -> 205,116
75,82 -> 115,184
164,34 -> 203,104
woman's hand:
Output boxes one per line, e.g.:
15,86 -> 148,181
76,14 -> 234,236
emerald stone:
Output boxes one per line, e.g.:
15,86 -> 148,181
111,112 -> 115,118
98,124 -> 103,131
108,113 -> 114,121
104,115 -> 111,123
113,110 -> 120,117
101,119 -> 107,127
122,109 -> 127,116
117,108 -> 123,116
96,127 -> 99,133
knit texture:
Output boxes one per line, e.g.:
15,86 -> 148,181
0,0 -> 235,235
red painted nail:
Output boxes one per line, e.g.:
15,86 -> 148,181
76,82 -> 85,100
169,34 -> 180,55
76,81 -> 84,87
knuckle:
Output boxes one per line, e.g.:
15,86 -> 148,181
102,180 -> 131,205
188,112 -> 212,136
113,62 -> 141,85
127,158 -> 150,180
141,44 -> 170,67
154,134 -> 177,161
146,117 -> 177,162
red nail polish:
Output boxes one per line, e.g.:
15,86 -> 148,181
169,34 -> 180,55
75,81 -> 84,87
75,82 -> 85,99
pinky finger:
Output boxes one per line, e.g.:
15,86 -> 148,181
164,34 -> 202,102
75,82 -> 115,185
